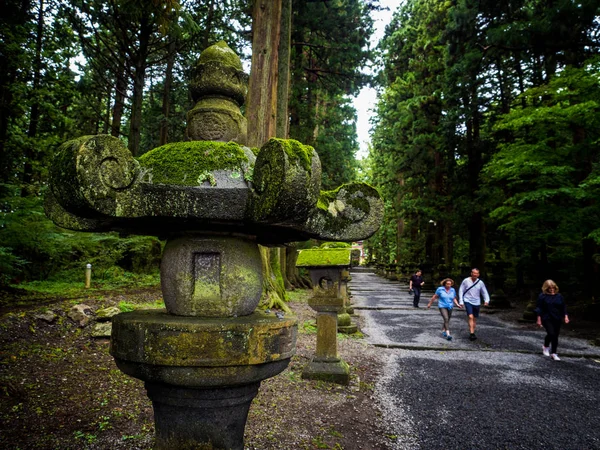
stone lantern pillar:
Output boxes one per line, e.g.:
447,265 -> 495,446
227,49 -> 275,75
45,42 -> 383,450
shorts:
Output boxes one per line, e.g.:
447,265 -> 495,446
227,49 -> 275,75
464,302 -> 480,318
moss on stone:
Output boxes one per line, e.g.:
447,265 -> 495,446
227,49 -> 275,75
317,184 -> 369,214
296,248 -> 352,268
138,141 -> 250,186
308,182 -> 383,239
248,138 -> 319,224
198,41 -> 243,70
110,310 -> 297,367
269,138 -> 313,174
188,97 -> 242,120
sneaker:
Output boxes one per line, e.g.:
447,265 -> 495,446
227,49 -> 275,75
442,331 -> 447,338
446,335 -> 453,341
551,353 -> 561,361
469,333 -> 477,341
542,346 -> 550,357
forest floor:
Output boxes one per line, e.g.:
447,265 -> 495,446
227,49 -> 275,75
0,285 -> 599,450
0,286 -> 394,450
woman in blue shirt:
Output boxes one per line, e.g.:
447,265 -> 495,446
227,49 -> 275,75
427,278 -> 462,341
535,279 -> 569,361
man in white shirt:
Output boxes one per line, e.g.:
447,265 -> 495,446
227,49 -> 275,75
458,268 -> 490,341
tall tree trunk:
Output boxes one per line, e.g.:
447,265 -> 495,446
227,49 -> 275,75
127,17 -> 152,156
277,0 -> 294,288
0,0 -> 30,183
159,39 -> 177,146
276,0 -> 291,139
247,0 -> 287,308
111,62 -> 127,137
21,0 -> 44,196
289,17 -> 304,137
103,89 -> 111,134
246,0 -> 282,148
464,88 -> 486,271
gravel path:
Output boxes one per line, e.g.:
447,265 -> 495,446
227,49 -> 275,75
350,270 -> 600,450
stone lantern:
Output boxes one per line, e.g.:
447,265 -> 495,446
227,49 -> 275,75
296,248 -> 357,385
45,42 -> 383,449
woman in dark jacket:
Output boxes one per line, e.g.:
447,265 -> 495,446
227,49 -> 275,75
409,269 -> 425,308
535,279 -> 569,361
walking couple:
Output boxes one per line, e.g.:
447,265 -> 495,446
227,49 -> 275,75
426,268 -> 490,341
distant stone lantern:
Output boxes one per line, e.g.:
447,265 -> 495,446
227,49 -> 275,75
45,41 -> 383,450
296,248 -> 357,385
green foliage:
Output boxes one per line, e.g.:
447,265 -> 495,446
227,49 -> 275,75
289,0 -> 377,188
367,0 -> 600,300
301,320 -> 317,334
0,247 -> 28,287
0,187 -> 162,285
368,0 -> 452,266
482,59 -> 600,280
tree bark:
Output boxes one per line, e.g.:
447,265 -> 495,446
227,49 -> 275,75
247,0 -> 287,308
246,0 -> 282,148
111,61 -> 127,138
276,0 -> 292,139
159,39 -> 177,146
464,86 -> 486,271
127,16 -> 152,156
276,0 -> 294,288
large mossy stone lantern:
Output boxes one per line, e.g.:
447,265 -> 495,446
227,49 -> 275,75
45,41 -> 383,450
296,248 -> 357,385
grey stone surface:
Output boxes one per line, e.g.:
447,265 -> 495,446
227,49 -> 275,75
67,304 -> 92,327
33,310 -> 57,323
95,306 -> 121,321
91,322 -> 112,338
160,236 -> 262,317
350,270 -> 600,450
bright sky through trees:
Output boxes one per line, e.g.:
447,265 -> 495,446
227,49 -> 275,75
354,0 -> 402,159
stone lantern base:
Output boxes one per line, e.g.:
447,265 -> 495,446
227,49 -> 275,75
111,310 -> 297,450
302,358 -> 350,385
147,382 -> 258,450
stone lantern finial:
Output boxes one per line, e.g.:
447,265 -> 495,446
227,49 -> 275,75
187,41 -> 248,143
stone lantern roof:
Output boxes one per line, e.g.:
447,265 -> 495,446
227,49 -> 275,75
45,42 -> 382,246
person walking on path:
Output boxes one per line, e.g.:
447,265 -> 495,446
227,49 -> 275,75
535,279 -> 569,361
427,278 -> 461,341
458,268 -> 490,341
409,269 -> 425,308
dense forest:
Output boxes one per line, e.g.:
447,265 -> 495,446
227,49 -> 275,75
0,0 -> 377,291
366,0 -> 600,308
3,0 -> 600,314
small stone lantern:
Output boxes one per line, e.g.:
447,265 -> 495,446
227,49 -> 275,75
45,42 -> 383,449
296,248 -> 357,385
